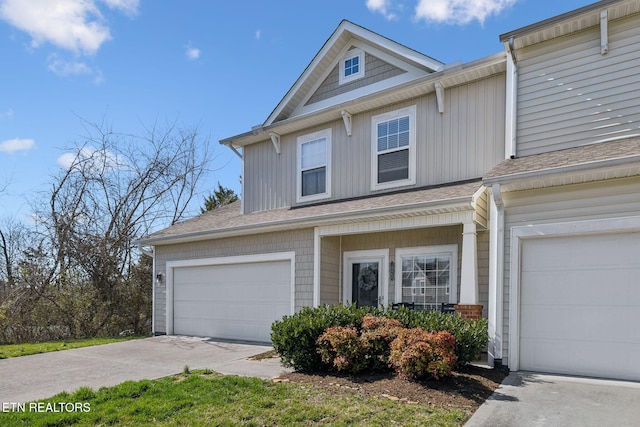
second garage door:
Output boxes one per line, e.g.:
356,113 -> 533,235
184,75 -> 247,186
172,258 -> 293,343
519,232 -> 640,381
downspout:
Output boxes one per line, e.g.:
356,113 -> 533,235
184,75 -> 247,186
488,184 -> 505,368
140,246 -> 156,334
505,37 -> 518,159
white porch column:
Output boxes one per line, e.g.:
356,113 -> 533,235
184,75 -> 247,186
459,221 -> 478,304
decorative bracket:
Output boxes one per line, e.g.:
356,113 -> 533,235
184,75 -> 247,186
340,109 -> 352,137
269,132 -> 281,155
600,10 -> 609,55
226,142 -> 242,159
435,81 -> 445,114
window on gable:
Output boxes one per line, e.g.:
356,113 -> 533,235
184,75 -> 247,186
297,129 -> 331,203
339,49 -> 365,85
371,105 -> 416,190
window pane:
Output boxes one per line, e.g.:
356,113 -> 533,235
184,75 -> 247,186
377,149 -> 409,183
398,131 -> 409,147
301,138 -> 326,169
302,167 -> 326,196
378,136 -> 387,152
378,122 -> 388,137
388,133 -> 398,149
389,119 -> 398,135
401,253 -> 452,310
399,116 -> 409,132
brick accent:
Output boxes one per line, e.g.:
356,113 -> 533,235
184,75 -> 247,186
454,304 -> 483,321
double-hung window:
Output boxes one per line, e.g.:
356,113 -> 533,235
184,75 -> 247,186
395,245 -> 458,311
371,105 -> 416,190
297,128 -> 331,203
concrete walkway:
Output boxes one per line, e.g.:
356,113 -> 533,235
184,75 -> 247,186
465,371 -> 640,427
0,336 -> 291,404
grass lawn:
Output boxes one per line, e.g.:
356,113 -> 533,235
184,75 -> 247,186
0,336 -> 146,359
0,370 -> 469,426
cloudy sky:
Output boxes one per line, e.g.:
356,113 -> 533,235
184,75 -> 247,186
0,0 -> 595,224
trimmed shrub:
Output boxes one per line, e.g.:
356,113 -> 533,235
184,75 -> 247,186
359,315 -> 403,371
317,326 -> 368,373
389,329 -> 457,380
271,304 -> 380,371
385,308 -> 488,366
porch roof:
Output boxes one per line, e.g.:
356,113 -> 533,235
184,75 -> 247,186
138,179 -> 484,246
483,137 -> 640,191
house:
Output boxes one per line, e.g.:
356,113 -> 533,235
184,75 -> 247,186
138,0 -> 640,382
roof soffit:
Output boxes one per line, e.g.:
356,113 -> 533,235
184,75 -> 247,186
500,0 -> 640,50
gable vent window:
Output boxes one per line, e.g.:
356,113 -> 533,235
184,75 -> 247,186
371,106 -> 416,190
339,49 -> 365,85
297,129 -> 331,203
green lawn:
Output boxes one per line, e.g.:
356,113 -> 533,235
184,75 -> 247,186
0,336 -> 146,359
0,371 -> 468,426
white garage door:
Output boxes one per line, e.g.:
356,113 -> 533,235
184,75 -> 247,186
172,259 -> 292,343
520,232 -> 640,381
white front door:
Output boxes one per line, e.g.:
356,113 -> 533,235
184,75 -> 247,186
343,250 -> 388,308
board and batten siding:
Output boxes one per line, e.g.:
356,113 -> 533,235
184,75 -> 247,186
153,229 -> 314,334
516,14 -> 640,157
243,73 -> 506,214
500,176 -> 640,365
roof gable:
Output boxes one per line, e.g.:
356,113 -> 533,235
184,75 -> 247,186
264,20 -> 444,126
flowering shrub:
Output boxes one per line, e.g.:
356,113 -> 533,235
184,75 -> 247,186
389,328 -> 457,380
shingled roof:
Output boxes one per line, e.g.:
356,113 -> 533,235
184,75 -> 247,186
484,137 -> 640,184
139,179 -> 483,245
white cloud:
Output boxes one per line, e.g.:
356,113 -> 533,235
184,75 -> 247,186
47,55 -> 92,76
185,45 -> 200,60
255,29 -> 261,40
415,0 -> 517,25
0,0 -> 140,55
366,0 -> 397,20
57,146 -> 124,173
0,138 -> 35,153
0,108 -> 14,120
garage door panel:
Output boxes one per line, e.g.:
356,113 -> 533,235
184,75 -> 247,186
172,259 -> 292,343
519,232 -> 640,381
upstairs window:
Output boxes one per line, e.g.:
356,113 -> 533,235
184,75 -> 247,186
339,49 -> 365,85
371,105 -> 416,190
297,129 -> 331,203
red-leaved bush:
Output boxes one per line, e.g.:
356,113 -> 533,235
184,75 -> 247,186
360,315 -> 403,371
316,326 -> 369,373
388,328 -> 457,380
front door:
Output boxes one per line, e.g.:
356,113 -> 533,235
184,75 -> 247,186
343,250 -> 388,308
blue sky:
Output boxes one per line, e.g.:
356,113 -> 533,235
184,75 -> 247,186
0,0 -> 595,226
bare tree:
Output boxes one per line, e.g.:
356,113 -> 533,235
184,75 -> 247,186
27,118 -> 212,337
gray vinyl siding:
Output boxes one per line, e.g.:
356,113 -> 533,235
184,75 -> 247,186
516,14 -> 640,156
306,52 -> 406,106
320,236 -> 341,305
153,229 -> 314,334
243,73 -> 506,214
500,176 -> 640,365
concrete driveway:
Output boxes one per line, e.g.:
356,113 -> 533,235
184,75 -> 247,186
465,371 -> 640,427
0,335 -> 290,404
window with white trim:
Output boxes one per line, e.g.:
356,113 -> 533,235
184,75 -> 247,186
371,105 -> 416,190
339,49 -> 365,85
395,245 -> 458,311
297,129 -> 331,203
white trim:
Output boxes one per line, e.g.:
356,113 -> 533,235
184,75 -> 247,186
343,249 -> 389,308
339,48 -> 365,85
313,227 -> 321,307
508,216 -> 640,371
296,128 -> 332,203
504,42 -> 517,160
394,245 -> 458,306
371,105 -> 417,191
487,186 -> 504,365
165,251 -> 296,335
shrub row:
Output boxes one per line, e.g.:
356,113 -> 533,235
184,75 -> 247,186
271,304 -> 488,373
316,315 -> 457,379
